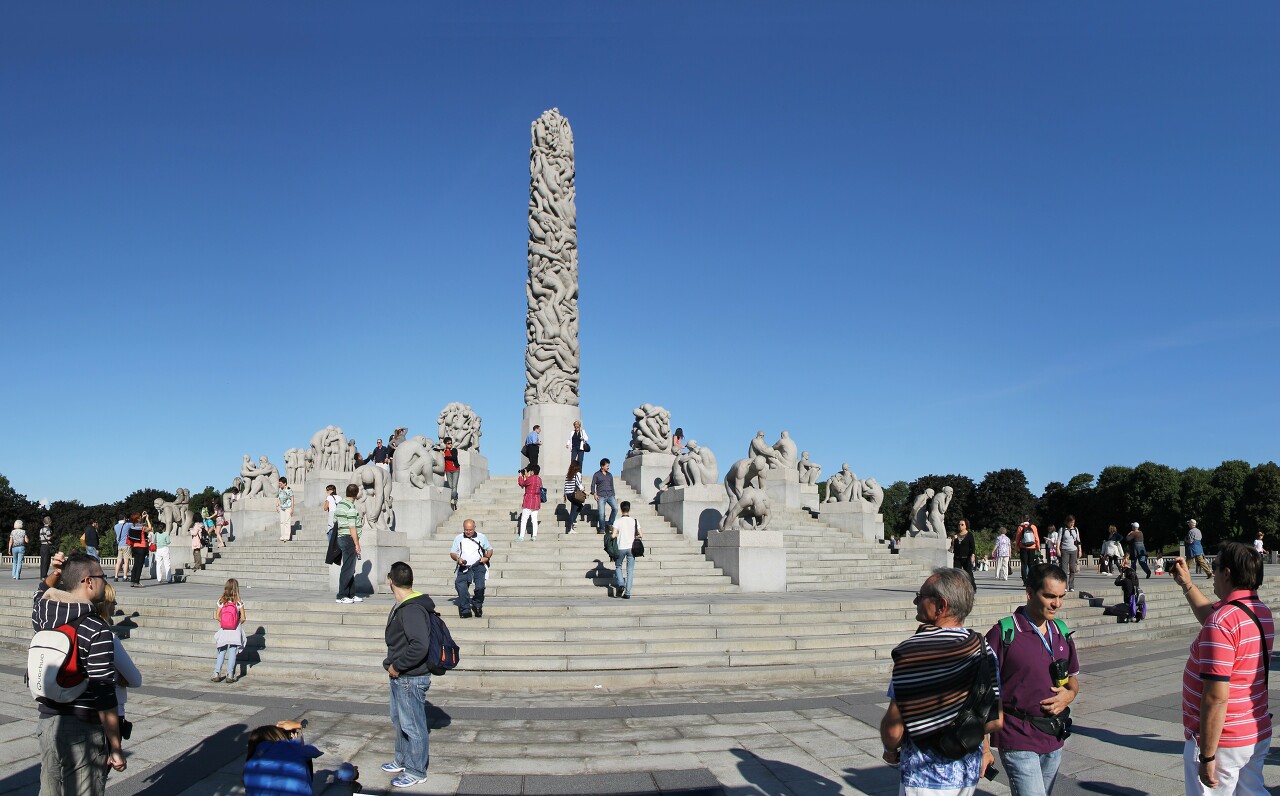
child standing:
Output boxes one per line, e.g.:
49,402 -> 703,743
152,521 -> 173,584
214,578 -> 246,683
190,519 -> 205,571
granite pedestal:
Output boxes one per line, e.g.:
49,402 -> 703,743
328,528 -> 409,596
800,484 -> 821,512
705,529 -> 787,592
818,502 -> 885,543
898,534 -> 948,569
653,484 -> 724,542
622,452 -> 676,504
763,468 -> 801,510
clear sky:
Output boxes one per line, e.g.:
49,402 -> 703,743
2,3 -> 1277,506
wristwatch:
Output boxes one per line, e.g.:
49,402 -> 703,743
1198,751 -> 1216,764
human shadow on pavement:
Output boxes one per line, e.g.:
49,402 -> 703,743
727,748 -> 842,795
0,763 -> 40,795
1071,724 -> 1183,755
129,722 -> 249,795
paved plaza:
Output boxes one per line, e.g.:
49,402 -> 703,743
2,594 -> 1278,796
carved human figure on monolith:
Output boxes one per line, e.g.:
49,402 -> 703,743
798,452 -> 822,485
438,403 -> 482,451
392,436 -> 442,489
861,477 -> 885,513
910,488 -> 935,536
771,431 -> 798,471
928,486 -> 953,537
629,403 -> 672,455
720,487 -> 772,531
824,464 -> 857,503
284,449 -> 307,484
725,456 -> 769,502
524,108 -> 580,407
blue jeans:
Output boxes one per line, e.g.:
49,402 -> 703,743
614,551 -> 635,595
566,500 -> 583,532
215,645 -> 239,677
389,674 -> 431,780
454,564 -> 487,615
1000,748 -> 1062,796
336,535 -> 357,599
11,545 -> 24,578
597,495 -> 618,531
85,546 -> 98,560
445,470 -> 459,503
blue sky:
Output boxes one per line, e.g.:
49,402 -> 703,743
2,3 -> 1277,506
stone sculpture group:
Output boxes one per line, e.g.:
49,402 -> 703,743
524,108 -> 580,408
154,488 -> 195,539
437,403 -> 482,451
908,485 -> 953,537
667,441 -> 718,488
308,426 -> 353,473
240,455 -> 281,498
629,403 -> 672,456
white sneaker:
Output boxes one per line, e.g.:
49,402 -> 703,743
351,596 -> 364,602
336,597 -> 354,604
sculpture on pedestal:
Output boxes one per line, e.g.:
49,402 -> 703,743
438,403 -> 482,451
154,488 -> 195,540
770,431 -> 798,471
241,455 -> 280,498
667,441 -> 718,487
392,435 -> 442,489
353,463 -> 391,533
720,487 -> 772,531
524,108 -> 580,407
284,448 -> 308,484
823,464 -> 858,503
797,452 -> 822,485
928,486 -> 954,538
749,431 -> 784,469
909,488 -> 935,536
725,456 -> 769,502
307,426 -> 349,472
345,439 -> 359,472
628,403 -> 672,455
861,477 -> 885,513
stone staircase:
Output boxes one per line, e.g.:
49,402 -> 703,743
411,477 -> 737,598
181,506 -> 332,592
1,574 -> 1265,690
772,505 -> 934,591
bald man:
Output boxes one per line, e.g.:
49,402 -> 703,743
450,519 -> 492,619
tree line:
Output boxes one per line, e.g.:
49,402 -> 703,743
1,474 -> 224,557
869,460 -> 1280,553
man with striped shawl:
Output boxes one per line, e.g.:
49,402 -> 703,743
881,568 -> 1003,796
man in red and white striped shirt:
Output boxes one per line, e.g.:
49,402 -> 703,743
1172,542 -> 1272,795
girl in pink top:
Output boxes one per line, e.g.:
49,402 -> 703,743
517,465 -> 543,541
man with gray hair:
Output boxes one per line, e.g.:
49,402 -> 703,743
1186,519 -> 1212,579
880,568 -> 1002,792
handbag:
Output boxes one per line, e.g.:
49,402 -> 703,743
631,537 -> 645,557
573,488 -> 588,503
583,441 -> 591,453
148,542 -> 157,552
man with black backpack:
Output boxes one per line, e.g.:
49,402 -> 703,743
31,551 -> 127,793
880,568 -> 1003,792
382,561 -> 441,790
985,563 -> 1080,796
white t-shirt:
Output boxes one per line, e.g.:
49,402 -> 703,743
1256,539 -> 1266,553
325,494 -> 339,524
614,517 -> 640,551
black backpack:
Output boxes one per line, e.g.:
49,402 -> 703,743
425,610 -> 461,676
916,633 -> 998,759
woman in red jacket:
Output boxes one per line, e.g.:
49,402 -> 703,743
517,465 -> 543,541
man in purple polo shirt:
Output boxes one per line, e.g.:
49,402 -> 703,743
986,563 -> 1081,796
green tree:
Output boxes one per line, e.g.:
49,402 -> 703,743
971,469 -> 1036,533
1092,465 -> 1134,536
119,488 -> 176,522
1179,467 -> 1214,530
0,473 -> 41,540
1126,462 -> 1182,549
905,474 -> 976,536
881,480 -> 911,535
1207,460 -> 1252,540
1240,462 -> 1280,542
1037,481 -> 1070,530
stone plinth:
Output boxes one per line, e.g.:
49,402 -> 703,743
622,452 -> 676,504
800,484 -> 820,512
522,403 -> 582,485
389,483 -> 454,542
705,529 -> 787,592
303,470 -> 359,505
653,484 -> 724,542
763,468 -> 801,510
227,504 -> 278,537
899,534 -> 948,569
455,450 -> 489,501
329,528 -> 408,596
818,503 -> 884,543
